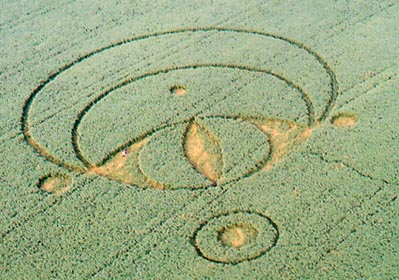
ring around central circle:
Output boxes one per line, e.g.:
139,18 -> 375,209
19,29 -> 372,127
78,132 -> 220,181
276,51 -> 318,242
193,211 -> 279,264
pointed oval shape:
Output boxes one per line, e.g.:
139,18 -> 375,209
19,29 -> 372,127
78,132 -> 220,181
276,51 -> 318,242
197,117 -> 270,184
185,120 -> 224,183
138,123 -> 213,189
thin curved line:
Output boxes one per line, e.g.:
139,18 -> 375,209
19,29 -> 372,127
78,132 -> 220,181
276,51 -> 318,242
116,115 -> 274,190
22,27 -> 335,171
192,115 -> 273,185
73,64 -> 314,167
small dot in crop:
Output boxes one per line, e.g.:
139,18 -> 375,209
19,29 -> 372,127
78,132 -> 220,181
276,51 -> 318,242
169,85 -> 187,96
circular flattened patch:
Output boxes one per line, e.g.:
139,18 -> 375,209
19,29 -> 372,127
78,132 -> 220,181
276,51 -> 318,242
193,211 -> 279,264
37,173 -> 72,195
331,112 -> 358,127
169,84 -> 187,96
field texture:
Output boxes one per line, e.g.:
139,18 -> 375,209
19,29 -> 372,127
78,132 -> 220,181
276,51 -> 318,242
1,0 -> 398,279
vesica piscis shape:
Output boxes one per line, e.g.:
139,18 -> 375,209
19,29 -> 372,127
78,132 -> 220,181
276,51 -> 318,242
22,27 -> 338,190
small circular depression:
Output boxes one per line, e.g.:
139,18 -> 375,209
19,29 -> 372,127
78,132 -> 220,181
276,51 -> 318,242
169,84 -> 187,96
37,173 -> 72,195
193,211 -> 279,264
219,223 -> 258,249
331,112 -> 357,127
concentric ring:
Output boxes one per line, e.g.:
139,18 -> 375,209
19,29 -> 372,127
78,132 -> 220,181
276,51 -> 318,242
192,211 -> 279,264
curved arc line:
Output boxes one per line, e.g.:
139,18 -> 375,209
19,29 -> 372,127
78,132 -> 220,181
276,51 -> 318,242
22,27 -> 336,171
134,119 -> 202,190
184,116 -> 225,184
192,115 -> 273,185
112,114 -> 274,189
74,64 -> 314,168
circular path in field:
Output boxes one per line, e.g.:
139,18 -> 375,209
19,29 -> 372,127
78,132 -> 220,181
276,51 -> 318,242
193,211 -> 279,264
22,27 -> 338,189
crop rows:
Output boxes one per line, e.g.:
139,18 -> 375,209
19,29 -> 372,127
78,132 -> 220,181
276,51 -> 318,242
3,21 -> 396,279
13,28 -> 340,273
22,28 -> 337,176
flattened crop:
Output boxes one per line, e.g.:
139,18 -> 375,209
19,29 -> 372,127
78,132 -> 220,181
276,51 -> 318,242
2,6 -> 398,278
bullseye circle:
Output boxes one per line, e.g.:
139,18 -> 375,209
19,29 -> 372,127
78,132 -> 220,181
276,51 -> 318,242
193,211 -> 279,264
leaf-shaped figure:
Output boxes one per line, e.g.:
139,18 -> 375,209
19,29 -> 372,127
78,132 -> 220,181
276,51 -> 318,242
38,173 -> 72,196
252,118 -> 312,171
184,120 -> 224,183
198,117 -> 270,183
138,123 -> 213,189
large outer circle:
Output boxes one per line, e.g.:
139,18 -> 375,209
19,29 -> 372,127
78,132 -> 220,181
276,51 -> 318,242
22,27 -> 338,172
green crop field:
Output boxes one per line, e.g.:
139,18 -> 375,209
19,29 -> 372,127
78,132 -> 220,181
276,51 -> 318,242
1,1 -> 398,279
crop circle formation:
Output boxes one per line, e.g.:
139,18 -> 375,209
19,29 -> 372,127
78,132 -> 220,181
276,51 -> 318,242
22,27 -> 338,190
193,211 -> 279,264
21,26 -> 339,266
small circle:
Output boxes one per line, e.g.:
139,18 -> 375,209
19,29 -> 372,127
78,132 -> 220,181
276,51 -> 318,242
193,211 -> 279,264
37,173 -> 72,195
219,223 -> 258,249
169,84 -> 187,96
331,112 -> 357,127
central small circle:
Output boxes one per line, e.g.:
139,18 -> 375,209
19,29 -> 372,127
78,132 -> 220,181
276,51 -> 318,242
193,211 -> 279,264
219,223 -> 258,249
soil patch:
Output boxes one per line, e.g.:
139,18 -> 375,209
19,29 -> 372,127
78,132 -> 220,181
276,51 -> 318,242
331,113 -> 357,127
185,121 -> 223,183
254,118 -> 312,170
